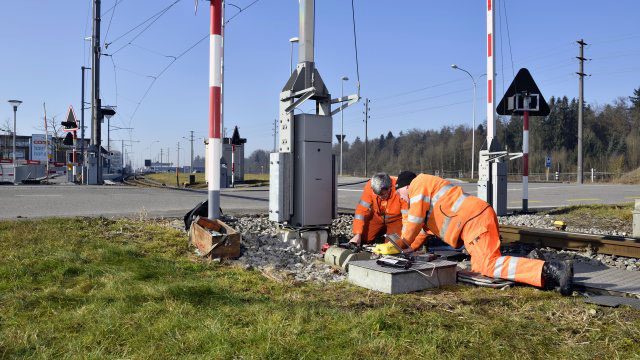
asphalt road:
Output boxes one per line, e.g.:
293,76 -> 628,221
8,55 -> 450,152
1,178 -> 638,219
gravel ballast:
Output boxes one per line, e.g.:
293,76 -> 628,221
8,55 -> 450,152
178,211 -> 638,283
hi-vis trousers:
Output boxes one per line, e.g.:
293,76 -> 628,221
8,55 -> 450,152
460,207 -> 544,287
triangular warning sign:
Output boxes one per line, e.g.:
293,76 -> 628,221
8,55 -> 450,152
62,105 -> 79,132
496,68 -> 550,116
230,126 -> 246,145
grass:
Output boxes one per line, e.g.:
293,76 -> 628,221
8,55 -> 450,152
146,173 -> 268,187
1,218 -> 640,359
147,172 -> 205,186
619,167 -> 640,184
544,203 -> 633,223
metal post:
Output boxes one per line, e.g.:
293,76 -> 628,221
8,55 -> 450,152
231,144 -> 235,187
364,98 -> 369,177
577,39 -> 587,184
43,103 -> 49,179
177,141 -> 180,186
81,66 -> 87,183
190,130 -> 194,172
91,0 -> 103,184
107,117 -> 110,174
341,79 -> 344,176
121,140 -> 124,175
12,106 -> 17,164
451,65 -> 477,179
523,111 -> 529,212
273,119 -> 277,152
208,0 -> 223,219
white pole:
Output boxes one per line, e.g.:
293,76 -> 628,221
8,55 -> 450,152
486,0 -> 496,143
340,79 -> 344,177
208,0 -> 223,219
471,79 -> 476,179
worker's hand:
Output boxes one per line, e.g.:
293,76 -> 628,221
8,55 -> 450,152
373,243 -> 400,255
349,234 -> 362,246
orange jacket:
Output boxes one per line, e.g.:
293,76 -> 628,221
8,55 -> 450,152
401,174 -> 491,250
352,176 -> 403,234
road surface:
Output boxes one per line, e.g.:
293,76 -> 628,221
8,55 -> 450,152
0,178 -> 638,219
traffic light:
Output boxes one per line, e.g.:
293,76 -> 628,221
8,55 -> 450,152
63,132 -> 74,146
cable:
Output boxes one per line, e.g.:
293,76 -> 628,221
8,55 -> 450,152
104,0 -> 119,43
351,0 -> 361,94
373,78 -> 467,102
106,0 -> 182,51
502,0 -> 515,79
102,0 -> 126,17
225,0 -> 263,24
372,98 -> 478,120
373,88 -> 472,110
108,55 -> 119,107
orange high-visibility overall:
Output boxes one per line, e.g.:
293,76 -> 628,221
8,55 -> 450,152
401,174 -> 544,287
353,177 -> 404,243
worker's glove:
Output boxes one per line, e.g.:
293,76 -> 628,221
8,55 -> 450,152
372,243 -> 400,255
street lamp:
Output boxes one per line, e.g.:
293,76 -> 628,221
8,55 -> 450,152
450,64 -> 477,179
340,76 -> 349,177
102,106 -> 116,174
8,100 -> 22,165
289,37 -> 299,74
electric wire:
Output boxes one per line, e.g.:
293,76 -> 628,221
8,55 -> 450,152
351,0 -> 361,93
225,0 -> 263,24
105,0 -> 182,51
102,0 -> 126,17
502,0 -> 515,78
104,0 -> 119,43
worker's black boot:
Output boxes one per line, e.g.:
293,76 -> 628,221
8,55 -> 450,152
542,260 -> 573,296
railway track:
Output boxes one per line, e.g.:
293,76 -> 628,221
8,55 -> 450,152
123,175 -> 166,188
500,225 -> 640,258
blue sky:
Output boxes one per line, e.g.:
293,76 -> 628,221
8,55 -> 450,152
1,0 -> 639,167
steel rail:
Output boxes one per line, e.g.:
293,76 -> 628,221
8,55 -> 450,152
499,225 -> 640,259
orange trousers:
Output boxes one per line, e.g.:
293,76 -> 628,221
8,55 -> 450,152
460,207 -> 544,287
361,216 -> 403,243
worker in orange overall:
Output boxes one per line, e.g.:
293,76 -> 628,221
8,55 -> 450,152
394,171 -> 573,295
350,173 -> 427,246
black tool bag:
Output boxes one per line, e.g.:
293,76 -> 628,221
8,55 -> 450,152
184,200 -> 208,231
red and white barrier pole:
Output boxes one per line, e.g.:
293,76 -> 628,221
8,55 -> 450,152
486,0 -> 496,142
522,110 -> 529,212
208,0 -> 222,219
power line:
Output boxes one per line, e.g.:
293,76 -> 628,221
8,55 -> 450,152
351,0 -> 361,93
104,0 -> 119,43
372,98 -> 478,120
105,0 -> 182,52
372,78 -> 468,102
225,0 -> 263,24
101,0 -> 126,17
502,0 -> 515,79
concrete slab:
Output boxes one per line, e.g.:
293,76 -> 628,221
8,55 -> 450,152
348,258 -> 457,294
574,262 -> 640,297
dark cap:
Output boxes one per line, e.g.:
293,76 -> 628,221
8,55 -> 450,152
396,171 -> 417,189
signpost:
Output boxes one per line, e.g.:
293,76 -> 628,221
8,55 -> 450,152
545,155 -> 551,181
62,106 -> 79,182
497,68 -> 550,212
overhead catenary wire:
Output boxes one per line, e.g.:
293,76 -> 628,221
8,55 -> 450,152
103,0 -> 119,43
105,0 -> 183,52
351,0 -> 361,94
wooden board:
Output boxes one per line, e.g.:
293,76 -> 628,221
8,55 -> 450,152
190,216 -> 241,259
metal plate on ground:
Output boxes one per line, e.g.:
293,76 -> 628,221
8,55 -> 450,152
584,295 -> 640,310
574,262 -> 640,297
457,270 -> 514,289
348,259 -> 457,294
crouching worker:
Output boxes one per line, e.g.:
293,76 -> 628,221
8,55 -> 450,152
395,171 -> 574,296
350,173 -> 405,246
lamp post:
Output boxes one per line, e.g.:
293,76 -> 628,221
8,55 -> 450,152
8,100 -> 22,165
289,37 -> 299,74
450,65 -> 477,179
340,76 -> 349,176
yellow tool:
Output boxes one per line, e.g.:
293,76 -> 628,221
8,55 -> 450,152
553,220 -> 567,231
372,242 -> 400,255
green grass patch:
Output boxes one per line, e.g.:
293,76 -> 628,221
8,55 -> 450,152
544,203 -> 633,223
1,218 -> 639,358
147,172 -> 205,186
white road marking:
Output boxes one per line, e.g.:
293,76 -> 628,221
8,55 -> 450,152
15,194 -> 63,197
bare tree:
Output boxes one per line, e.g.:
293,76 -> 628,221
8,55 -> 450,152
1,117 -> 12,159
33,115 -> 63,162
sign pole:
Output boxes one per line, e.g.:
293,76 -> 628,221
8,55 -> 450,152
522,110 -> 529,212
43,103 -> 49,181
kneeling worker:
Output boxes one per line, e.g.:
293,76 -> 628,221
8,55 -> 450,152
350,173 -> 405,246
394,171 -> 573,295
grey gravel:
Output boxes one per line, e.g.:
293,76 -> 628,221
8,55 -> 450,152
218,214 -> 346,283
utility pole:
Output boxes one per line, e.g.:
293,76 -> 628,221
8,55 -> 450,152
272,118 -> 277,152
364,98 -> 369,177
160,148 -> 163,170
90,0 -> 103,184
81,66 -> 89,183
189,131 -> 194,172
176,141 -> 181,187
208,0 -> 223,219
576,39 -> 587,184
43,103 -> 49,180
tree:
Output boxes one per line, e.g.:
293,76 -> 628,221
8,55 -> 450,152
629,86 -> 640,109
